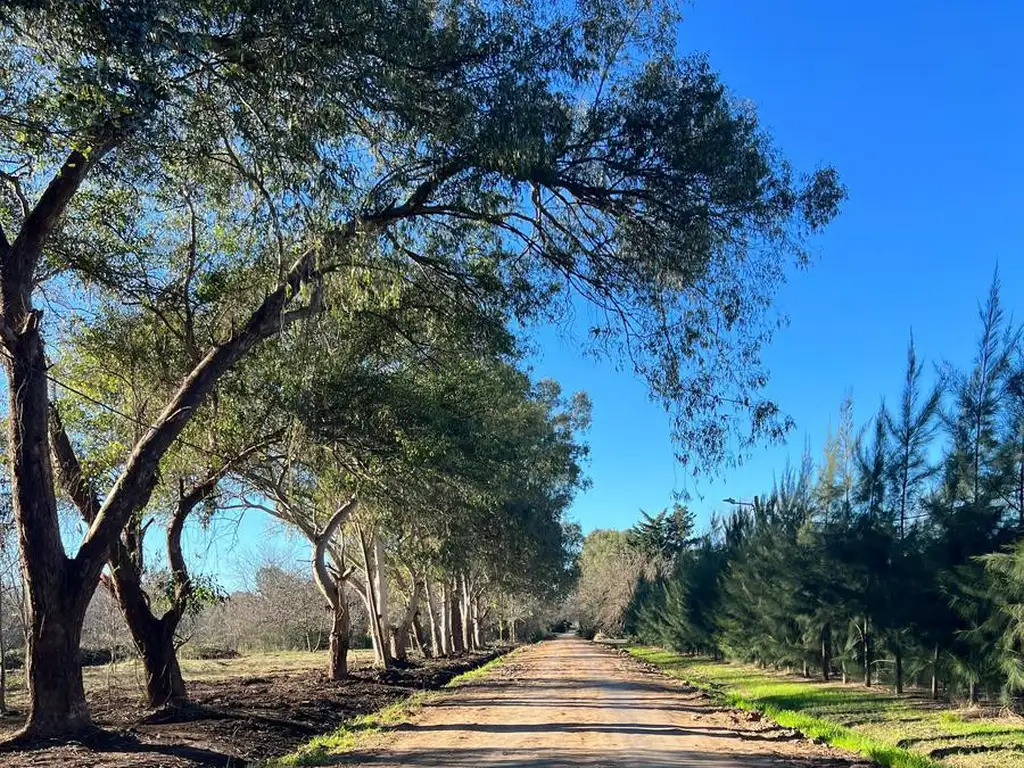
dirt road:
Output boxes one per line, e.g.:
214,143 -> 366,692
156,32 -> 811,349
350,637 -> 871,768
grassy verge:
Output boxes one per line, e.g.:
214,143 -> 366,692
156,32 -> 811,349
266,647 -> 521,767
627,646 -> 1024,768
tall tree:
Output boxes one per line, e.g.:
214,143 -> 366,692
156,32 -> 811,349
886,334 -> 941,540
0,0 -> 840,737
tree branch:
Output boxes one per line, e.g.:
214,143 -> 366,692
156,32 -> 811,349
313,497 -> 358,608
69,168 -> 454,585
8,145 -> 111,297
47,402 -> 101,522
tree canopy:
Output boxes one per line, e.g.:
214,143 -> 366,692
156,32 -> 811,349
0,0 -> 841,738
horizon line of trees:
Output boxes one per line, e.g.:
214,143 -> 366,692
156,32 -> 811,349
579,274 -> 1024,708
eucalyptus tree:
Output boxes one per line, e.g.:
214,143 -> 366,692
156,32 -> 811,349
303,358 -> 586,667
1,0 -> 841,737
48,308 -> 281,707
575,529 -> 646,636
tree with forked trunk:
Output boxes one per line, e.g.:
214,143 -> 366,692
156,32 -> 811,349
1,0 -> 841,738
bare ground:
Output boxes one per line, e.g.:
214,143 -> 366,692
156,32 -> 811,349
344,637 -> 877,767
0,649 -> 502,768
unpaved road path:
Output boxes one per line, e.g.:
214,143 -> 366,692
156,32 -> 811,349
348,637 -> 871,767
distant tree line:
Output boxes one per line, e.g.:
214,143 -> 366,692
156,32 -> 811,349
582,275 -> 1024,708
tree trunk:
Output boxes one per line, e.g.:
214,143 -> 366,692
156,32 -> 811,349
392,580 -> 423,662
22,585 -> 92,737
370,535 -> 394,667
894,638 -> 904,695
439,581 -> 452,656
412,614 -> 429,657
329,590 -> 350,681
510,617 -> 517,644
4,310 -> 94,736
0,577 -> 6,715
139,620 -> 186,708
931,643 -> 940,699
820,622 -> 831,682
109,545 -> 187,708
459,574 -> 471,652
450,580 -> 465,653
863,618 -> 872,687
471,594 -> 482,649
424,580 -> 443,656
366,554 -> 392,666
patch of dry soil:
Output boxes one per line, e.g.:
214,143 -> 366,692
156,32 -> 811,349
0,651 -> 501,767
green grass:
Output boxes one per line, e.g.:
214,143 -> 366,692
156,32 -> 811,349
628,646 -> 1024,768
265,648 -> 521,767
268,691 -> 431,767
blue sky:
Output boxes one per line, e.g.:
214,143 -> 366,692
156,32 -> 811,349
180,1 -> 1024,584
526,0 -> 1024,533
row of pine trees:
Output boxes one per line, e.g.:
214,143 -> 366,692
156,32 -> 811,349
626,275 -> 1024,707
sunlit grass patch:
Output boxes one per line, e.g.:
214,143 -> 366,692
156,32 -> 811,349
628,646 -> 1024,768
271,692 -> 430,767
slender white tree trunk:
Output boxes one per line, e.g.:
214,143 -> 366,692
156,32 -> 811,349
424,580 -> 443,656
440,581 -> 452,655
471,592 -> 482,649
459,573 -> 472,651
358,530 -> 390,666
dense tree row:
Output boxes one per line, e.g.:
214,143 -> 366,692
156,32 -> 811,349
600,276 -> 1024,707
0,0 -> 839,739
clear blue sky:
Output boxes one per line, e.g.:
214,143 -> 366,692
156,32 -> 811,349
527,0 -> 1024,534
182,1 -> 1024,584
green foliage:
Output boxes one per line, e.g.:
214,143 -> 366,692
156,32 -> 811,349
4,0 -> 843,480
617,275 -> 1024,713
